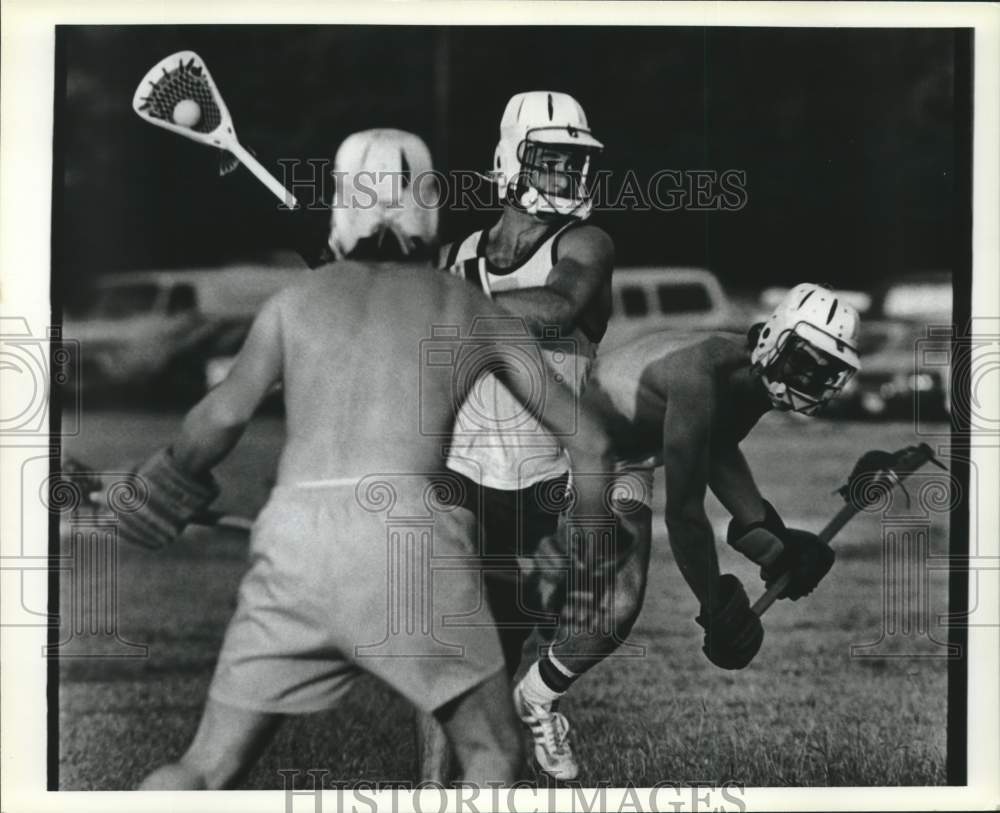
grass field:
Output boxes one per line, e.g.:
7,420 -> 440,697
58,410 -> 954,789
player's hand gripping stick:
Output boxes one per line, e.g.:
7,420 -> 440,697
751,443 -> 946,617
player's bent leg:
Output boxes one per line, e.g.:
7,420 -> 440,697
555,501 -> 654,667
513,497 -> 654,781
542,492 -> 653,674
480,478 -> 564,677
485,570 -> 538,676
416,711 -> 455,784
434,668 -> 524,786
138,697 -> 282,790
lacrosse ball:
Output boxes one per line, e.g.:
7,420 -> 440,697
172,99 -> 201,127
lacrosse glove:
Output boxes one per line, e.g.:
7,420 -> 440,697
728,500 -> 834,601
115,448 -> 220,550
695,574 -> 764,670
761,529 -> 835,601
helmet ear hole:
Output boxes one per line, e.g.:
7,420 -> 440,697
747,322 -> 764,350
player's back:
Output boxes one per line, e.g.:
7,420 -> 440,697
273,262 -> 480,484
589,330 -> 740,419
586,329 -> 748,460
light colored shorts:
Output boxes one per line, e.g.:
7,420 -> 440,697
209,478 -> 504,715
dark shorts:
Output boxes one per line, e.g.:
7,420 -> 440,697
447,472 -> 571,674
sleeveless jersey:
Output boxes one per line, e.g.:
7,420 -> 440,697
441,224 -> 599,490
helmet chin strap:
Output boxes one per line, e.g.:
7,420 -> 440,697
505,170 -> 590,219
519,188 -> 589,220
519,186 -> 541,213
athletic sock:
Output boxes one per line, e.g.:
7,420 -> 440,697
521,648 -> 579,707
519,661 -> 563,708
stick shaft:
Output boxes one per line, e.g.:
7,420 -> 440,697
751,502 -> 857,615
228,140 -> 298,209
751,443 -> 938,617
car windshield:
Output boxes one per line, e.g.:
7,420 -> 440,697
90,284 -> 160,319
882,283 -> 951,320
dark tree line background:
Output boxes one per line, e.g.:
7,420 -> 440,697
58,26 -> 959,294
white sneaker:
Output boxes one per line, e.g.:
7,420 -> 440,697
513,681 -> 580,781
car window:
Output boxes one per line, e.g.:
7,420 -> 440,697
167,284 -> 198,314
91,284 -> 160,319
657,283 -> 712,314
620,286 -> 649,317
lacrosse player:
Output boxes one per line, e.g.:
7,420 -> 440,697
419,91 -> 614,782
123,129 -> 616,789
510,283 -> 862,777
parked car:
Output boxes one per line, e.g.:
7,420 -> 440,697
62,263 -> 303,403
823,272 -> 952,421
600,267 -> 739,350
829,319 -> 950,420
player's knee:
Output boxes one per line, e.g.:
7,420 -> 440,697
498,743 -> 525,783
609,578 -> 645,640
175,743 -> 247,790
440,678 -> 517,750
475,726 -> 524,783
138,762 -> 209,790
452,722 -> 523,783
495,713 -> 524,763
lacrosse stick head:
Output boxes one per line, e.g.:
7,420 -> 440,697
132,51 -> 235,147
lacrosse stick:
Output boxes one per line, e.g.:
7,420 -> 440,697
751,442 -> 946,616
132,51 -> 298,209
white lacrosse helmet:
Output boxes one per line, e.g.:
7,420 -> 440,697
751,283 -> 862,415
492,91 -> 603,220
329,128 -> 439,260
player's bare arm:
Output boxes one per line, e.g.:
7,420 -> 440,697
492,224 -> 614,338
173,295 -> 283,474
709,440 -> 808,586
449,283 -> 615,497
660,351 -> 721,609
654,341 -> 765,671
509,356 -> 614,512
708,445 -> 769,537
107,293 -> 285,554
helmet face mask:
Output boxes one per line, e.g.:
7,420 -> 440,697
493,91 -> 604,220
513,136 -> 599,215
751,282 -> 862,415
760,327 -> 858,414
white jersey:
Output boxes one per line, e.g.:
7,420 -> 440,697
441,224 -> 599,490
